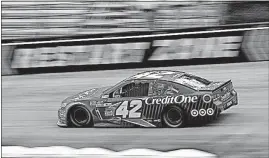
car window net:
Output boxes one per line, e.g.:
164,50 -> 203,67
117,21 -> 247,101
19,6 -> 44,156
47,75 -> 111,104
122,82 -> 149,97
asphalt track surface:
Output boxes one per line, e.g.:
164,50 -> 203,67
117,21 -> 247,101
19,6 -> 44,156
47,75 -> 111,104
2,61 -> 269,158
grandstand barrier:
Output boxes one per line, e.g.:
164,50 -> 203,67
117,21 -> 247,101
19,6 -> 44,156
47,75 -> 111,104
1,23 -> 269,75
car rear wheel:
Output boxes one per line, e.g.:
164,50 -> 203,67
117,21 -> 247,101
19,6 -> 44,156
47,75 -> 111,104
162,105 -> 185,128
69,105 -> 93,127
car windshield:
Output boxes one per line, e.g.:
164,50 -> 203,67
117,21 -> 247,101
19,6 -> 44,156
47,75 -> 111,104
174,74 -> 211,90
105,77 -> 130,92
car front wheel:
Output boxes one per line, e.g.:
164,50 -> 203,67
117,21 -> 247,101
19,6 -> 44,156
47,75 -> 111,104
69,105 -> 93,127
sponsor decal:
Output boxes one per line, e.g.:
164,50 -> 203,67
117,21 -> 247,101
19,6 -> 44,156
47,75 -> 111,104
74,95 -> 87,100
191,109 -> 199,117
91,101 -> 104,107
105,109 -> 113,116
207,108 -> 214,116
104,102 -> 121,116
11,42 -> 149,68
202,94 -> 212,103
225,100 -> 233,109
145,95 -> 198,105
221,92 -> 231,101
109,102 -> 121,108
149,36 -> 242,61
11,36 -> 242,69
74,89 -> 97,100
191,108 -> 215,117
199,109 -> 207,116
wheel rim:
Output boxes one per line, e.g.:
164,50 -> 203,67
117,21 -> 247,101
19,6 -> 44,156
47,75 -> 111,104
165,108 -> 183,126
73,107 -> 89,125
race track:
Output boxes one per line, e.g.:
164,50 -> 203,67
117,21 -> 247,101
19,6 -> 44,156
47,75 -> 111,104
2,61 -> 269,158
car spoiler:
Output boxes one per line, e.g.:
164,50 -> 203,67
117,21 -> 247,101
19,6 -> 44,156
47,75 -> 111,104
199,80 -> 232,92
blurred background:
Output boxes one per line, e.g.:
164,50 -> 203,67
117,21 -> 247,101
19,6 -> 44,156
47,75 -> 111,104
2,1 -> 269,39
2,0 -> 269,76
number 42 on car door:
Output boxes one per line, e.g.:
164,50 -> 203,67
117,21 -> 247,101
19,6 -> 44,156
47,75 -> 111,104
115,100 -> 142,118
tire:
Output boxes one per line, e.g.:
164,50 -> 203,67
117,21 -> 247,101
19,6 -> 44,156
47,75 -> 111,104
162,105 -> 186,128
69,105 -> 93,127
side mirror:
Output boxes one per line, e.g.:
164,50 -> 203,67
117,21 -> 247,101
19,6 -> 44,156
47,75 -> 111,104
101,94 -> 109,99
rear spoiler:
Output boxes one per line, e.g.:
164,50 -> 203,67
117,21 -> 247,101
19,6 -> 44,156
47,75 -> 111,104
199,80 -> 232,92
213,80 -> 232,93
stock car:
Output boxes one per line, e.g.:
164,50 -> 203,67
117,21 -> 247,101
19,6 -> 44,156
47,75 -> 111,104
57,70 -> 238,128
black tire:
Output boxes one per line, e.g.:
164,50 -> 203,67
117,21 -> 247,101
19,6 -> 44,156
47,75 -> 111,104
69,105 -> 93,127
162,105 -> 186,128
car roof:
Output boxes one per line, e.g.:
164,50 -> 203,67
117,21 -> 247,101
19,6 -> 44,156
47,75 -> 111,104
126,70 -> 186,82
103,70 -> 199,94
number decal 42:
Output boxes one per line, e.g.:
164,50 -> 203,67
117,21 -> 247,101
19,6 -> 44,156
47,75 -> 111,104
115,100 -> 142,118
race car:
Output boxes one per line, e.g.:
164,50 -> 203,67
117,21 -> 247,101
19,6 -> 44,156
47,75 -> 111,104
57,70 -> 238,128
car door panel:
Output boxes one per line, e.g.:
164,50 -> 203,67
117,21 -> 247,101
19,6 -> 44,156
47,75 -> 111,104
96,80 -> 151,123
98,97 -> 145,120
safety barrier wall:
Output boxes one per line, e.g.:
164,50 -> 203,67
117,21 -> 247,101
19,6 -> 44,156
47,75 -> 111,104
2,23 -> 269,75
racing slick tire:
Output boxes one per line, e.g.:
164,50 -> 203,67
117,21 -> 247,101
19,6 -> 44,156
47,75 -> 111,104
69,105 -> 93,127
162,105 -> 186,128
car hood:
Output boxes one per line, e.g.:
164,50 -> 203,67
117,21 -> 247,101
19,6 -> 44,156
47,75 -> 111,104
62,86 -> 111,104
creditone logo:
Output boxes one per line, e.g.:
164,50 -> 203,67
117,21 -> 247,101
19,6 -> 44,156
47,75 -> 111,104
145,95 -> 198,105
